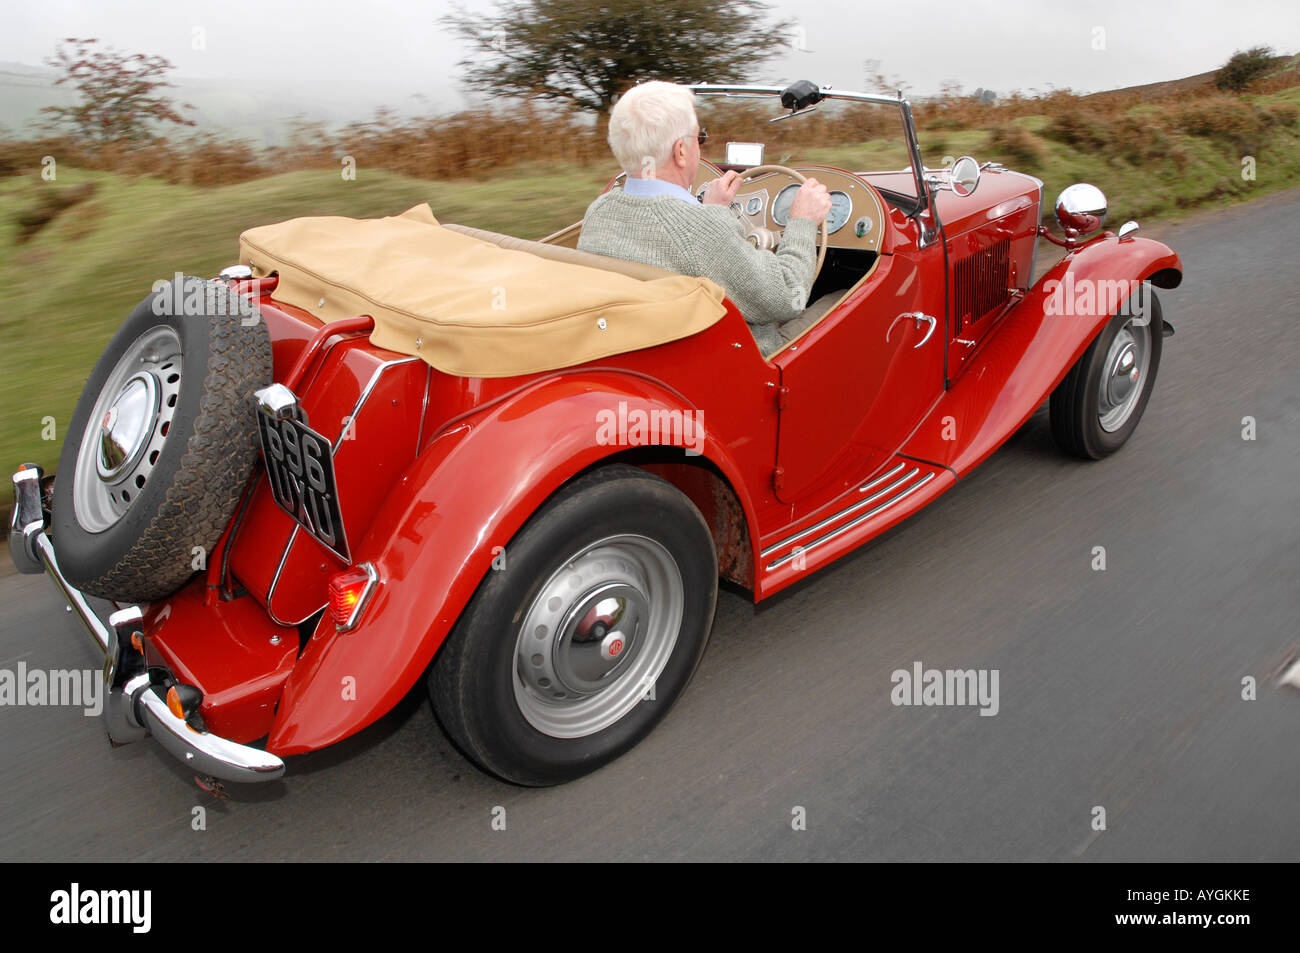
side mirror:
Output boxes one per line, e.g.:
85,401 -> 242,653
950,155 -> 981,197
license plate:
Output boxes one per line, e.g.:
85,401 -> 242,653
256,411 -> 349,562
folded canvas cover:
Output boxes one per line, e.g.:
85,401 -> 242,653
239,204 -> 727,378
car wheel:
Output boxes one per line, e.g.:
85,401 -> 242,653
51,276 -> 271,603
428,464 -> 719,786
1049,288 -> 1163,460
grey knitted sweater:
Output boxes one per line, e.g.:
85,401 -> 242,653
576,189 -> 818,355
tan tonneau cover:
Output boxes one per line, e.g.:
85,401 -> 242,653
238,204 -> 726,378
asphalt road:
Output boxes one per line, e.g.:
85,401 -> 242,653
1,189 -> 1297,862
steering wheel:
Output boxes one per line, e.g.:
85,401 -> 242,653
732,164 -> 829,287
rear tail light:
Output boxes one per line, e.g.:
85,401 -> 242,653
328,563 -> 379,632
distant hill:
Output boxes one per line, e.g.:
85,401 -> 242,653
0,61 -> 432,145
1082,68 -> 1221,101
1080,52 -> 1298,104
0,62 -> 75,136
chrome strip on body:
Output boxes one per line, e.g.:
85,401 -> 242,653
765,472 -> 937,571
759,462 -> 915,556
760,464 -> 916,559
416,363 -> 431,456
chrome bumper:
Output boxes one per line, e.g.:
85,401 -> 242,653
8,465 -> 285,783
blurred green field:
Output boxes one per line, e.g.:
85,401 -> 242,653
2,85 -> 1299,511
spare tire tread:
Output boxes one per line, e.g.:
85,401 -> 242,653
54,280 -> 271,603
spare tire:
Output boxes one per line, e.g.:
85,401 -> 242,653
52,276 -> 272,603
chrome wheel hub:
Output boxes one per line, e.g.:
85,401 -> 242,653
73,326 -> 183,532
551,583 -> 644,693
96,373 -> 158,481
513,535 -> 684,739
1098,322 -> 1149,433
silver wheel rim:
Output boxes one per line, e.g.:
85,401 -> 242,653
1098,319 -> 1150,433
513,535 -> 684,739
72,325 -> 183,532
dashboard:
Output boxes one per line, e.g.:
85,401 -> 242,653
693,164 -> 886,254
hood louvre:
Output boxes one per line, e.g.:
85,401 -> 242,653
952,238 -> 1011,333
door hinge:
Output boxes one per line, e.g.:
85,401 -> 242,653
773,466 -> 785,492
776,385 -> 790,410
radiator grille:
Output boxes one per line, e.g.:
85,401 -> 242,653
952,238 -> 1011,333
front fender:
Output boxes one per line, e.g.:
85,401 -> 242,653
266,370 -> 748,755
901,233 -> 1182,473
1035,233 -> 1182,314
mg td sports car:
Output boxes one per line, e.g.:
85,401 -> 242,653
8,82 -> 1182,788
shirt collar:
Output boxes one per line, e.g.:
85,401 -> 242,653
622,176 -> 699,205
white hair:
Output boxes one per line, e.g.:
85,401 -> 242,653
607,81 -> 698,175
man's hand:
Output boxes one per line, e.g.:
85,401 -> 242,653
789,177 -> 831,223
701,170 -> 742,206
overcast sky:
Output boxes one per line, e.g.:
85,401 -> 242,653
5,0 -> 1298,114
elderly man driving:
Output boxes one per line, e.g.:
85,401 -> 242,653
578,81 -> 832,354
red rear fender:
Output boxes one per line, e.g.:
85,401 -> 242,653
266,371 -> 754,755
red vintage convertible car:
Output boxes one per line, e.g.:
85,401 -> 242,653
8,83 -> 1182,787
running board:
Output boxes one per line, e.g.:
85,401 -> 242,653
757,457 -> 955,598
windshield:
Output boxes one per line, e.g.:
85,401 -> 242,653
693,94 -> 924,197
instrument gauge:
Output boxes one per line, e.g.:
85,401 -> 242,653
770,184 -> 801,226
827,191 -> 853,233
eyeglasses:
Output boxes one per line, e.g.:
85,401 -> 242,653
681,128 -> 708,148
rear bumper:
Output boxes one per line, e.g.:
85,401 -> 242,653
8,465 -> 285,784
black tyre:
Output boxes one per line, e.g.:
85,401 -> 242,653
429,464 -> 719,786
51,276 -> 272,603
1050,287 -> 1163,459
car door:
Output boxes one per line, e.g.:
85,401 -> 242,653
773,236 -> 946,503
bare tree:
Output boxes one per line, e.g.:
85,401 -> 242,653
41,38 -> 194,144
